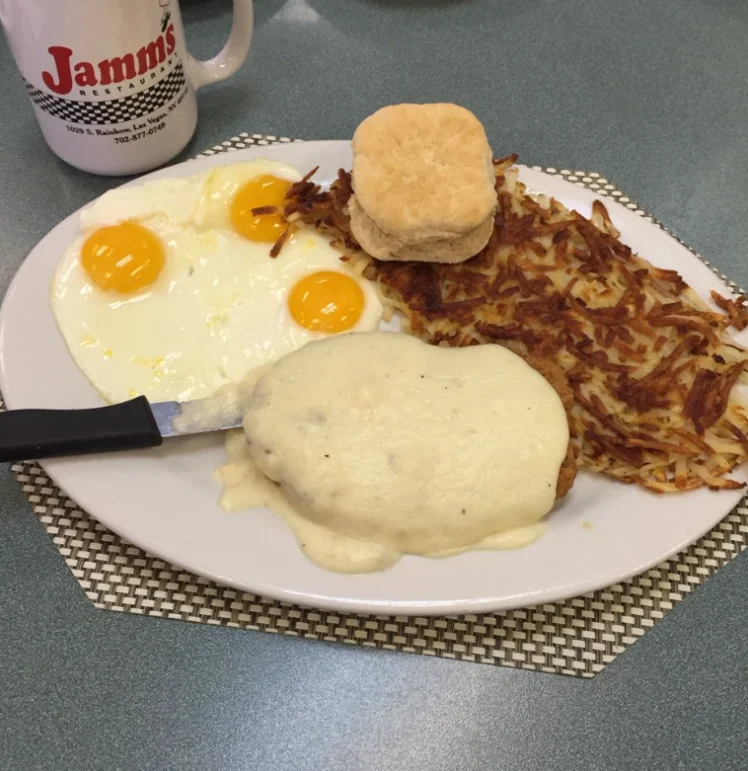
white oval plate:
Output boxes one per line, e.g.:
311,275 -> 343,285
1,141 -> 745,615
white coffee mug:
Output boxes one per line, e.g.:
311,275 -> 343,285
0,0 -> 253,175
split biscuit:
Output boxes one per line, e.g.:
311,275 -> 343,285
349,103 -> 496,263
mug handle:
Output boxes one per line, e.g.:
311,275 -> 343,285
183,0 -> 254,90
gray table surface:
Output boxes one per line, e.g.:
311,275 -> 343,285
2,1 -> 748,769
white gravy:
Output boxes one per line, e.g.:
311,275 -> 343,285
210,332 -> 568,574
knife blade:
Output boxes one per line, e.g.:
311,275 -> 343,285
149,397 -> 243,437
0,395 -> 244,463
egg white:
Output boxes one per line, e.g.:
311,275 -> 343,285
51,160 -> 383,404
80,172 -> 210,230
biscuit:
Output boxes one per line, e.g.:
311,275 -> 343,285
351,103 -> 496,248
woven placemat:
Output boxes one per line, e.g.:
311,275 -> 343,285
6,133 -> 748,678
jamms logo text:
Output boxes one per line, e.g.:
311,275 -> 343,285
41,24 -> 176,96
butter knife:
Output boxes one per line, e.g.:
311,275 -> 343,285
0,396 -> 242,463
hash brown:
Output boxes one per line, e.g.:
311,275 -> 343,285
283,156 -> 748,493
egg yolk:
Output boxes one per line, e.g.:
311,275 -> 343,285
288,271 -> 365,333
230,175 -> 292,243
81,221 -> 165,294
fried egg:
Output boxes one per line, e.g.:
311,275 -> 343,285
51,159 -> 383,404
196,161 -> 297,243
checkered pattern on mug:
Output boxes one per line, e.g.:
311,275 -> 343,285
24,64 -> 186,126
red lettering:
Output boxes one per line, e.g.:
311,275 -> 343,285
43,27 -> 172,96
136,38 -> 166,74
41,46 -> 73,95
74,61 -> 97,87
98,54 -> 136,86
165,24 -> 176,55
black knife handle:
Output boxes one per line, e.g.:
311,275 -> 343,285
0,396 -> 163,462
